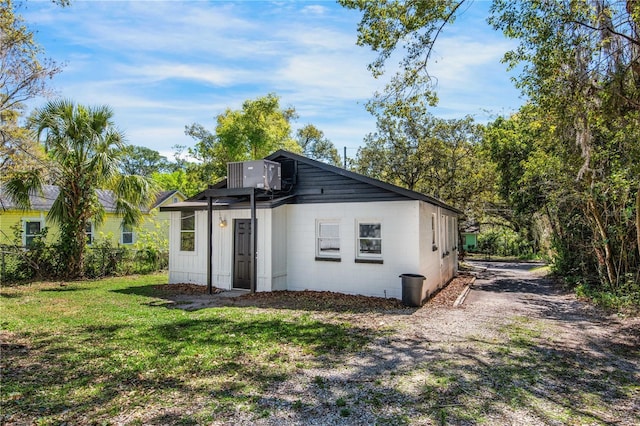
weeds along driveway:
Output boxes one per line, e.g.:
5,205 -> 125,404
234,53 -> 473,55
244,261 -> 640,426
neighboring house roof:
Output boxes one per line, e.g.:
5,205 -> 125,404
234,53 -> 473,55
0,185 -> 183,213
152,190 -> 185,209
460,220 -> 480,234
0,185 -> 119,213
161,150 -> 461,215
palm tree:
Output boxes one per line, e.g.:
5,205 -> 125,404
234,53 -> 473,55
3,99 -> 156,278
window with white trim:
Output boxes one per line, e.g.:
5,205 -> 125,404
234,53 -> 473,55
180,211 -> 195,251
85,222 -> 94,245
122,223 -> 134,245
356,221 -> 382,261
24,220 -> 43,247
316,221 -> 340,260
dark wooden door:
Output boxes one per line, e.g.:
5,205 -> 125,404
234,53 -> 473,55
233,219 -> 253,289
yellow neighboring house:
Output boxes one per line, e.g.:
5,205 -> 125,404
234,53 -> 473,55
0,185 -> 185,249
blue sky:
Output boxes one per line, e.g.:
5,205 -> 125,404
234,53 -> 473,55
23,0 -> 523,160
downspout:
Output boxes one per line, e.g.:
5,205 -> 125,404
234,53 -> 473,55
207,196 -> 213,295
250,189 -> 257,294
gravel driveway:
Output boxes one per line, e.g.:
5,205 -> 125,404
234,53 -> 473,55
238,261 -> 640,425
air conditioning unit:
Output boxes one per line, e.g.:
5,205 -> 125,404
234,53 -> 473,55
227,160 -> 281,191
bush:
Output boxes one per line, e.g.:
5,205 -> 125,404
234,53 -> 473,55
1,236 -> 168,284
477,228 -> 536,258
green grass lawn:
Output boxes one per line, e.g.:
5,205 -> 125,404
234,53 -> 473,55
0,274 -> 370,425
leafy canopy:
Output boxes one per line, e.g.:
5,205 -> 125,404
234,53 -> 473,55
186,93 -> 301,179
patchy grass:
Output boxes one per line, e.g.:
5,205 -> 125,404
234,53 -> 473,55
2,273 -> 638,425
395,316 -> 639,425
0,274 -> 371,425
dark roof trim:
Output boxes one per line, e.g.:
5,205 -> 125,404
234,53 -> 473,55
266,150 -> 462,214
160,195 -> 296,212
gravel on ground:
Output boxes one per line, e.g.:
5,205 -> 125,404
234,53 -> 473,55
148,264 -> 639,425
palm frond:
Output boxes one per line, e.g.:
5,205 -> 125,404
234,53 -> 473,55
112,174 -> 159,227
1,170 -> 44,210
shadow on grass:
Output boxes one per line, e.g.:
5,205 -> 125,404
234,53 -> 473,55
1,310 -> 373,424
223,265 -> 638,425
0,292 -> 22,299
239,317 -> 640,425
40,286 -> 87,293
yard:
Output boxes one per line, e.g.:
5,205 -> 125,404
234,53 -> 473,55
1,268 -> 638,425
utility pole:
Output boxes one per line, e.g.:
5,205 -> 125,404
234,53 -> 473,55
343,146 -> 347,169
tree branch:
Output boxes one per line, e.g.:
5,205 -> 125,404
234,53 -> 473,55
569,19 -> 640,47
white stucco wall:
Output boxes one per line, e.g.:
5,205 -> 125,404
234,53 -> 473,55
418,203 -> 459,300
271,206 -> 288,291
284,201 -> 421,300
168,210 -> 208,284
418,202 -> 441,299
168,199 -> 458,302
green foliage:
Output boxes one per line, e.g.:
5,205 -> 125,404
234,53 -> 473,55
354,101 -> 492,219
339,0 -> 463,106
296,124 -> 342,166
84,236 -> 132,278
0,226 -> 60,282
120,145 -> 171,177
2,100 -> 158,279
0,228 -> 168,284
186,93 -> 302,178
151,169 -> 203,197
477,228 -> 536,259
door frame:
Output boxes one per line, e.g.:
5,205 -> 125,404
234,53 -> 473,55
232,218 -> 256,290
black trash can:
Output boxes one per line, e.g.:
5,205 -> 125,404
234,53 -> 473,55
400,274 -> 426,307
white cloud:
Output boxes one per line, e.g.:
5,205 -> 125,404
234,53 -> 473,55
120,63 -> 246,87
428,36 -> 514,87
22,0 -> 523,157
301,5 -> 329,15
274,52 -> 382,101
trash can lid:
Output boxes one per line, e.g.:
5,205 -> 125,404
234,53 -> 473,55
399,273 -> 426,279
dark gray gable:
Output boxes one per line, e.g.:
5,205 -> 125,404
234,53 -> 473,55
172,150 -> 461,215
266,150 -> 461,214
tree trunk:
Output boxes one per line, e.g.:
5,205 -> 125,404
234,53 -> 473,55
586,198 -> 617,289
637,183 -> 640,259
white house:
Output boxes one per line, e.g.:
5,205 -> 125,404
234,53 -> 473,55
161,150 -> 460,303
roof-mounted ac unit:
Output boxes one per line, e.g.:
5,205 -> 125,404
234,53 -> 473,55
227,160 -> 281,191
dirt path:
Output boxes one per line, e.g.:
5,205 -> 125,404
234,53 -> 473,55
245,262 -> 640,425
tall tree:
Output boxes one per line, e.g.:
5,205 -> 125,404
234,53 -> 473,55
2,100 -> 156,278
489,0 -> 639,288
0,0 -> 62,115
355,99 -> 488,214
0,0 -> 64,176
120,145 -> 171,177
343,0 -> 640,290
339,0 -> 465,106
296,124 -> 342,166
186,93 -> 302,178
